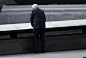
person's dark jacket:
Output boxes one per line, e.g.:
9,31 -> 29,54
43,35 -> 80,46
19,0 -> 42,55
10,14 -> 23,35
30,7 -> 46,29
0,5 -> 3,12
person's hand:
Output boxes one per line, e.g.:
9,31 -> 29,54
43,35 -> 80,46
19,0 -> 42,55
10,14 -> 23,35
31,11 -> 32,14
30,26 -> 33,29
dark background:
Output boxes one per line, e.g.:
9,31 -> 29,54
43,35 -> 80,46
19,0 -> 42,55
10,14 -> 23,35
14,0 -> 86,4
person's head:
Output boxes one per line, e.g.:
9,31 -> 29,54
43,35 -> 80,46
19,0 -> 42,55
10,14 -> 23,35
32,4 -> 38,9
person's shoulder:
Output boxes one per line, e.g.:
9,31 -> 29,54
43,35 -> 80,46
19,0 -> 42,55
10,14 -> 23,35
38,8 -> 43,11
38,8 -> 44,12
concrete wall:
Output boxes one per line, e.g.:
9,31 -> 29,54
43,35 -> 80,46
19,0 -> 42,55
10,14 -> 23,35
1,9 -> 86,24
0,33 -> 86,55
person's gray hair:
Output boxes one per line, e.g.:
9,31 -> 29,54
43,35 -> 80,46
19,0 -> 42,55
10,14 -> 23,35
32,4 -> 38,8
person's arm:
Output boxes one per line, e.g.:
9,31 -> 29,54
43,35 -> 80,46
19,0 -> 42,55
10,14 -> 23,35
30,10 -> 34,27
44,13 -> 46,22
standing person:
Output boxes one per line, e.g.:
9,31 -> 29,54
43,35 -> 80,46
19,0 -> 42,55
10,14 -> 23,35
30,4 -> 46,53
